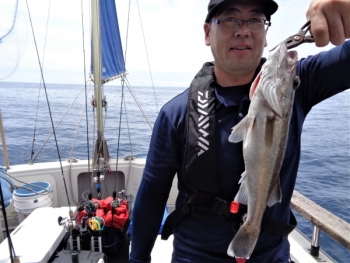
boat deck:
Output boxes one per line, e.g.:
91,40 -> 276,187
0,207 -> 336,263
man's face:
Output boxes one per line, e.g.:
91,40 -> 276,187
204,0 -> 268,81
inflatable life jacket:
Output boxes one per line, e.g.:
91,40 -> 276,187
76,196 -> 129,230
161,60 -> 297,240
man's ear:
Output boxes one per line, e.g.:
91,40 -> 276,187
204,23 -> 211,46
264,28 -> 268,47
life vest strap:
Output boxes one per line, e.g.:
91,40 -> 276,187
161,191 -> 297,240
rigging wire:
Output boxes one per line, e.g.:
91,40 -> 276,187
135,0 -> 159,114
80,0 -> 91,176
114,78 -> 126,191
122,0 -> 134,158
69,89 -> 89,159
91,105 -> 96,193
125,78 -> 153,130
110,0 -> 154,183
31,84 -> 88,162
110,0 -> 132,194
25,0 -> 72,213
123,90 -> 134,157
68,83 -> 93,206
123,0 -> 131,67
30,0 -> 51,163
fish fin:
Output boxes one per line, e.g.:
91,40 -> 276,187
229,116 -> 255,144
249,71 -> 262,100
227,224 -> 260,259
267,176 -> 282,207
228,118 -> 247,143
234,172 -> 249,205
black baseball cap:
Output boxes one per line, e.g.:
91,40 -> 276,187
205,0 -> 278,23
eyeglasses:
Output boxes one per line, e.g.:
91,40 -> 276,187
212,17 -> 271,32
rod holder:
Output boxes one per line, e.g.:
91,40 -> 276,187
310,226 -> 320,257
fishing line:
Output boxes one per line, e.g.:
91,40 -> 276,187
1,161 -> 53,199
30,84 -> 42,163
30,0 -> 51,163
25,0 -> 72,213
0,180 -> 17,263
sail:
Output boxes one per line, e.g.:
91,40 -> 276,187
90,0 -> 126,83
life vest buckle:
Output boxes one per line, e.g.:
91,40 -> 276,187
230,201 -> 240,214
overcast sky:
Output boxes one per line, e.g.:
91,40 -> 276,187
0,0 -> 336,87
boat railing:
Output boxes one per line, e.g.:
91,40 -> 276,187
291,190 -> 350,257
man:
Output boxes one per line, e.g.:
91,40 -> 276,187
129,0 -> 350,262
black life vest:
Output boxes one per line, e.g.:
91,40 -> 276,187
161,59 -> 296,240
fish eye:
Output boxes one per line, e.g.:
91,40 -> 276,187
293,76 -> 300,89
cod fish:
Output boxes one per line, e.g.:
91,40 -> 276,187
227,43 -> 300,259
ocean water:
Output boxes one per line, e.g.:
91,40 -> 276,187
0,81 -> 349,262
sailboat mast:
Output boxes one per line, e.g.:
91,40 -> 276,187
91,0 -> 103,140
90,0 -> 110,199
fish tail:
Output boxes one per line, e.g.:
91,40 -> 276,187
227,225 -> 260,259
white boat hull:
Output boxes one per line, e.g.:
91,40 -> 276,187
0,159 -> 335,263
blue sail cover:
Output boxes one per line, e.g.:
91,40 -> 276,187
91,0 -> 126,83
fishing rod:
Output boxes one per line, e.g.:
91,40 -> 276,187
0,180 -> 19,263
25,0 -> 73,220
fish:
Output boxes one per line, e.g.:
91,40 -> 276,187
227,43 -> 300,260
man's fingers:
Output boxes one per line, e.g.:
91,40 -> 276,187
306,0 -> 350,47
328,14 -> 346,46
307,11 -> 330,47
343,12 -> 350,39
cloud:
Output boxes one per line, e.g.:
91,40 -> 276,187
0,0 -> 337,87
